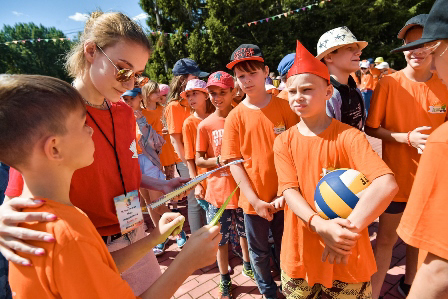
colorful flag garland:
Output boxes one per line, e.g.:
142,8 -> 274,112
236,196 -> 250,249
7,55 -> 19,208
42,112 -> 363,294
2,37 -> 71,46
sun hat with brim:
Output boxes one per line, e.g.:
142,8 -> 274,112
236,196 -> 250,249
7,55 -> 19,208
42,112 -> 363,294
397,14 -> 429,39
391,0 -> 447,53
158,84 -> 170,96
277,53 -> 295,76
173,58 -> 209,77
376,62 -> 390,70
316,26 -> 368,61
206,71 -> 234,89
226,44 -> 264,69
122,88 -> 141,98
180,79 -> 208,99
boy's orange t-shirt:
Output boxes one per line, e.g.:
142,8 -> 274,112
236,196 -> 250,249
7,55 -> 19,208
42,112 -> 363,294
366,71 -> 448,202
360,72 -> 374,90
9,199 -> 138,299
165,99 -> 191,135
196,113 -> 239,208
182,114 -> 207,187
142,106 -> 180,166
273,119 -> 392,288
277,89 -> 288,101
397,122 -> 448,261
370,67 -> 381,89
220,96 -> 299,214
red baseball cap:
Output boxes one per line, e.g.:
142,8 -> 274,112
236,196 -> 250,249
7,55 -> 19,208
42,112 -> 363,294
226,44 -> 265,69
206,71 -> 234,89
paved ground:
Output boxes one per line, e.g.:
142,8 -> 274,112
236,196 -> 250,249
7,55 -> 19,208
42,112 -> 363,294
156,135 -> 407,299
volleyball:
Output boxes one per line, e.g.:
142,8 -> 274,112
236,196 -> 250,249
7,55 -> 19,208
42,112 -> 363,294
314,169 -> 370,219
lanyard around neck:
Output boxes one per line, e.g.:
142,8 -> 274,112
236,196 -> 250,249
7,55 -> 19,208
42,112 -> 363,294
86,102 -> 127,196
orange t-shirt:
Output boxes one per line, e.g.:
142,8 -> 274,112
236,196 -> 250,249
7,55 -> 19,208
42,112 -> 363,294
370,68 -> 381,89
220,96 -> 299,214
397,122 -> 448,261
366,71 -> 448,202
165,99 -> 191,135
182,114 -> 207,187
350,72 -> 361,86
196,113 -> 239,208
142,106 -> 180,166
273,119 -> 392,287
360,72 -> 374,90
9,199 -> 137,299
277,89 -> 288,101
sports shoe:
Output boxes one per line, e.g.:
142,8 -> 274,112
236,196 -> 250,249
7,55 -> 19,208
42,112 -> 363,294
219,279 -> 233,299
242,266 -> 255,280
397,276 -> 411,297
153,239 -> 168,256
176,231 -> 187,248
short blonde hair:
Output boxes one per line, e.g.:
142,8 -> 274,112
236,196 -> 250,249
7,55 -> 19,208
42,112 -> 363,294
65,11 -> 151,78
141,80 -> 160,106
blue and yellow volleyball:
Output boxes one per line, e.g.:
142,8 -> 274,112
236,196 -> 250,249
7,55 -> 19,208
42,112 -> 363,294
314,169 -> 370,219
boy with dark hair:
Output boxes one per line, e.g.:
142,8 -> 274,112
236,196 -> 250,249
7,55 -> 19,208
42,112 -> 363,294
317,26 -> 368,130
0,74 -> 220,299
221,44 -> 299,299
274,40 -> 398,299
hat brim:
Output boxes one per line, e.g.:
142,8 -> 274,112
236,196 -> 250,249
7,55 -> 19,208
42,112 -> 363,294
316,41 -> 368,61
193,71 -> 210,78
390,36 -> 439,53
180,88 -> 208,99
226,57 -> 264,70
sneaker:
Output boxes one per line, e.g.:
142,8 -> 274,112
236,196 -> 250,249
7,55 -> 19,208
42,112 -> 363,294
397,276 -> 411,297
242,266 -> 255,280
176,231 -> 187,248
153,239 -> 168,256
219,280 -> 233,299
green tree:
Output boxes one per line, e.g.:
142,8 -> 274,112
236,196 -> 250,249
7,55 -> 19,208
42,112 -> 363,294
140,0 -> 434,80
0,23 -> 72,81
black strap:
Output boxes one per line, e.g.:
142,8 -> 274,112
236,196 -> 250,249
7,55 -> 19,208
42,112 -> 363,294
86,102 -> 127,196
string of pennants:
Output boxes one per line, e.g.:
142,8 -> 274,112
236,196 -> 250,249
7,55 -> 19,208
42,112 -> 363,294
149,0 -> 331,38
2,37 -> 71,46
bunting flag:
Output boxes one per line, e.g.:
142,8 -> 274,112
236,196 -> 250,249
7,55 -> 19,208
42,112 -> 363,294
2,37 -> 70,46
238,0 -> 330,29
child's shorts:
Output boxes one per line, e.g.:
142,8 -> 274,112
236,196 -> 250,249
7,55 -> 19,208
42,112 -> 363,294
138,154 -> 165,180
206,205 -> 246,246
281,270 -> 372,299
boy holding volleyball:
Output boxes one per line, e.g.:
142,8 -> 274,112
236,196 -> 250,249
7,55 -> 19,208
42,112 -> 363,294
273,41 -> 398,299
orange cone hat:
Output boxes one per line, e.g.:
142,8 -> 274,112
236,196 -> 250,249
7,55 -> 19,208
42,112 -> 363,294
287,40 -> 331,84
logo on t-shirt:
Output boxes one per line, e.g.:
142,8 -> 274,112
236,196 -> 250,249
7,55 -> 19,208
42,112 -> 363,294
212,129 -> 224,147
129,140 -> 138,158
273,122 -> 286,135
428,104 -> 447,114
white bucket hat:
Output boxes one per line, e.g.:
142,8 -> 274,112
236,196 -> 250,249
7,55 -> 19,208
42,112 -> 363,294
375,62 -> 390,70
316,26 -> 368,60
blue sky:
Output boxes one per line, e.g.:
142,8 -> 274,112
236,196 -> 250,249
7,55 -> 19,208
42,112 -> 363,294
1,0 -> 150,39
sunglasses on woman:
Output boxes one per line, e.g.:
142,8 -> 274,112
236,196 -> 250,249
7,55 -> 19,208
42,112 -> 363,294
97,45 -> 149,87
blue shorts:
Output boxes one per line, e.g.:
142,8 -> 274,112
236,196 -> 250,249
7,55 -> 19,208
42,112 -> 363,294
206,205 -> 246,246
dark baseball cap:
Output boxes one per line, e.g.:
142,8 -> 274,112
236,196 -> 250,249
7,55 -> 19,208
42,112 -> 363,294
392,0 -> 447,53
226,44 -> 265,69
172,58 -> 209,77
397,14 -> 429,39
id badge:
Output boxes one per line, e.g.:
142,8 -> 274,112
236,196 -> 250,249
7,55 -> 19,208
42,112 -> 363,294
114,190 -> 144,235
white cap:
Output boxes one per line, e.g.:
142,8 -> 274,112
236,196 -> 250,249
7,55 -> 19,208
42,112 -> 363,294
360,61 -> 370,68
375,62 -> 390,70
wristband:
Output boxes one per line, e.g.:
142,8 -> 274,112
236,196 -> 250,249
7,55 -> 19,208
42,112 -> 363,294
307,212 -> 319,232
216,155 -> 220,166
407,131 -> 412,147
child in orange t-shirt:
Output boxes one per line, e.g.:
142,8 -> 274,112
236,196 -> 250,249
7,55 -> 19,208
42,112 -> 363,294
221,44 -> 299,299
273,41 -> 398,299
365,15 -> 448,299
2,75 -> 221,299
360,60 -> 374,115
181,79 -> 214,213
196,71 -> 253,298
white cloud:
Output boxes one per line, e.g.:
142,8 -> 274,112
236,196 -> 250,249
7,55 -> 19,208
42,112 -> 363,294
69,12 -> 89,22
12,11 -> 24,17
132,13 -> 149,21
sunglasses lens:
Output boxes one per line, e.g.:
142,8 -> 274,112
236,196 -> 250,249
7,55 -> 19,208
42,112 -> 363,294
116,69 -> 133,82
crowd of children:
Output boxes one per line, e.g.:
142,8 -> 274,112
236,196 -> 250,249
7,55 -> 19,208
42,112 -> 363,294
0,0 -> 447,298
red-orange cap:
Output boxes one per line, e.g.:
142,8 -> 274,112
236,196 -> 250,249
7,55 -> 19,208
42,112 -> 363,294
287,40 -> 331,84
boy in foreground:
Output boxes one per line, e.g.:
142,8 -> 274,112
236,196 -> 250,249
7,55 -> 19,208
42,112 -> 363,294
0,75 -> 220,299
273,41 -> 398,299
